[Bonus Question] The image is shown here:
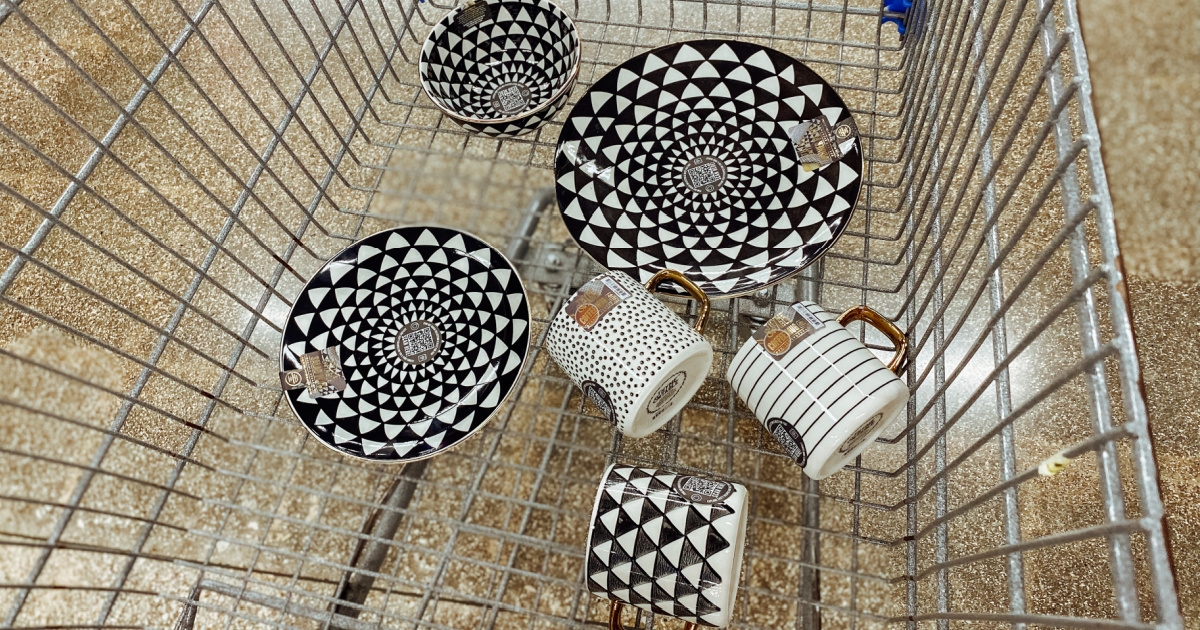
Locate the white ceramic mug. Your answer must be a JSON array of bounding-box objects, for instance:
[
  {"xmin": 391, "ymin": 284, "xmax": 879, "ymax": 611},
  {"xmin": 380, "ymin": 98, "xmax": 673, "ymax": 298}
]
[
  {"xmin": 545, "ymin": 270, "xmax": 713, "ymax": 438},
  {"xmin": 726, "ymin": 302, "xmax": 909, "ymax": 480},
  {"xmin": 585, "ymin": 464, "xmax": 749, "ymax": 628}
]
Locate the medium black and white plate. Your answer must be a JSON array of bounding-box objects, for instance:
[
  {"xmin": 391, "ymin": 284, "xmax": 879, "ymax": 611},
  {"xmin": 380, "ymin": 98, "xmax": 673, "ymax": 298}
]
[
  {"xmin": 279, "ymin": 227, "xmax": 531, "ymax": 462},
  {"xmin": 555, "ymin": 40, "xmax": 863, "ymax": 298}
]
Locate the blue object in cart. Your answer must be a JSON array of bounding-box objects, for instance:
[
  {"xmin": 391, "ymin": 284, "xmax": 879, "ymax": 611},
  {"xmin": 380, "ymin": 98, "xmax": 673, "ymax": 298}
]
[{"xmin": 881, "ymin": 0, "xmax": 913, "ymax": 34}]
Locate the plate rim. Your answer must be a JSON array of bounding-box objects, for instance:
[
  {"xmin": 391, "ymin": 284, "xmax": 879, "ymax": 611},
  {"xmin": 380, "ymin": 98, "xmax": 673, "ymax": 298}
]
[
  {"xmin": 278, "ymin": 224, "xmax": 534, "ymax": 464},
  {"xmin": 553, "ymin": 38, "xmax": 864, "ymax": 300},
  {"xmin": 418, "ymin": 0, "xmax": 583, "ymax": 126}
]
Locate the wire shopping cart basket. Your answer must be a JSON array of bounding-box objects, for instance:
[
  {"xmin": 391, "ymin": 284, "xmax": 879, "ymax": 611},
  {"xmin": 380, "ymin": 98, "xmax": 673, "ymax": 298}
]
[{"xmin": 0, "ymin": 0, "xmax": 1183, "ymax": 627}]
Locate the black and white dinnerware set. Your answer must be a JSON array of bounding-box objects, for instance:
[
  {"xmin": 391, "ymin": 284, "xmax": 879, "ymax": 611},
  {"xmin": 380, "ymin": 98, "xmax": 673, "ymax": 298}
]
[
  {"xmin": 727, "ymin": 302, "xmax": 909, "ymax": 480},
  {"xmin": 279, "ymin": 226, "xmax": 531, "ymax": 462},
  {"xmin": 555, "ymin": 39, "xmax": 863, "ymax": 298},
  {"xmin": 279, "ymin": 5, "xmax": 909, "ymax": 627},
  {"xmin": 544, "ymin": 269, "xmax": 713, "ymax": 438},
  {"xmin": 419, "ymin": 0, "xmax": 580, "ymax": 138},
  {"xmin": 586, "ymin": 465, "xmax": 749, "ymax": 629}
]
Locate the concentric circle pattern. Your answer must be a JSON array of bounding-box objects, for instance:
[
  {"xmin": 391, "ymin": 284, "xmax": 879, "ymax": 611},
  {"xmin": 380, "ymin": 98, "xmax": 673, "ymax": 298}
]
[
  {"xmin": 420, "ymin": 0, "xmax": 580, "ymax": 138},
  {"xmin": 555, "ymin": 40, "xmax": 863, "ymax": 298},
  {"xmin": 280, "ymin": 227, "xmax": 531, "ymax": 462}
]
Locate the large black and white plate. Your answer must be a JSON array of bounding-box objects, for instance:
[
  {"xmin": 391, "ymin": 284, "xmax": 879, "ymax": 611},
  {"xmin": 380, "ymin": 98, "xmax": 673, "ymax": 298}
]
[
  {"xmin": 555, "ymin": 40, "xmax": 863, "ymax": 298},
  {"xmin": 280, "ymin": 226, "xmax": 531, "ymax": 462}
]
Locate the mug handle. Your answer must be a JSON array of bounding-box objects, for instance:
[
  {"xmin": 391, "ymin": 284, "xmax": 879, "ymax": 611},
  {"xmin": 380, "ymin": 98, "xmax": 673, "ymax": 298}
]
[
  {"xmin": 645, "ymin": 269, "xmax": 710, "ymax": 334},
  {"xmin": 836, "ymin": 305, "xmax": 908, "ymax": 374},
  {"xmin": 610, "ymin": 602, "xmax": 698, "ymax": 630}
]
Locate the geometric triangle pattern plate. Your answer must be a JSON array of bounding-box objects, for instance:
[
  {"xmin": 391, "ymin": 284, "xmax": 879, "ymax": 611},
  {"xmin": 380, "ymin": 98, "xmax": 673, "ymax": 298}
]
[
  {"xmin": 420, "ymin": 0, "xmax": 581, "ymax": 138},
  {"xmin": 555, "ymin": 40, "xmax": 863, "ymax": 298},
  {"xmin": 279, "ymin": 226, "xmax": 532, "ymax": 462},
  {"xmin": 586, "ymin": 465, "xmax": 749, "ymax": 627}
]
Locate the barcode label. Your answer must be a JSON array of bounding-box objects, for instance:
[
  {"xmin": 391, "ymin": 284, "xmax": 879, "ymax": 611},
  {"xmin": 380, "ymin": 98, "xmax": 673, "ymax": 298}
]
[
  {"xmin": 685, "ymin": 161, "xmax": 723, "ymax": 188},
  {"xmin": 752, "ymin": 303, "xmax": 825, "ymax": 360},
  {"xmin": 600, "ymin": 276, "xmax": 631, "ymax": 298},
  {"xmin": 567, "ymin": 275, "xmax": 628, "ymax": 331},
  {"xmin": 402, "ymin": 327, "xmax": 437, "ymax": 355},
  {"xmin": 280, "ymin": 345, "xmax": 346, "ymax": 397},
  {"xmin": 791, "ymin": 303, "xmax": 825, "ymax": 330},
  {"xmin": 496, "ymin": 85, "xmax": 526, "ymax": 112},
  {"xmin": 680, "ymin": 477, "xmax": 725, "ymax": 498},
  {"xmin": 672, "ymin": 475, "xmax": 736, "ymax": 505},
  {"xmin": 454, "ymin": 3, "xmax": 491, "ymax": 30}
]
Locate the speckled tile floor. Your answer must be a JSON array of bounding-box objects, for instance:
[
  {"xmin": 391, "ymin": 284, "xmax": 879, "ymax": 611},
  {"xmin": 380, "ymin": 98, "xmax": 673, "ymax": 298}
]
[
  {"xmin": 1079, "ymin": 0, "xmax": 1200, "ymax": 624},
  {"xmin": 0, "ymin": 0, "xmax": 1195, "ymax": 627}
]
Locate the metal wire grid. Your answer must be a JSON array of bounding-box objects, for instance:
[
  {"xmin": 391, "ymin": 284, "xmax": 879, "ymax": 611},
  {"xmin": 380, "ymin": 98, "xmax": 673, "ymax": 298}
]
[{"xmin": 0, "ymin": 0, "xmax": 1182, "ymax": 628}]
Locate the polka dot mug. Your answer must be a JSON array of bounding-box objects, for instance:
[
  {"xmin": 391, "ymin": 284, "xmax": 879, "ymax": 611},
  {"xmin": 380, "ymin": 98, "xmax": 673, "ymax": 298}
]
[{"xmin": 545, "ymin": 270, "xmax": 712, "ymax": 437}]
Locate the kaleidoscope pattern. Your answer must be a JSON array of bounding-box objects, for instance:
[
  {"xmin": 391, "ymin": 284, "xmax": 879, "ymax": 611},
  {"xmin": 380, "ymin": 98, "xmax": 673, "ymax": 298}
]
[
  {"xmin": 556, "ymin": 40, "xmax": 862, "ymax": 297},
  {"xmin": 280, "ymin": 227, "xmax": 531, "ymax": 462},
  {"xmin": 420, "ymin": 0, "xmax": 580, "ymax": 138}
]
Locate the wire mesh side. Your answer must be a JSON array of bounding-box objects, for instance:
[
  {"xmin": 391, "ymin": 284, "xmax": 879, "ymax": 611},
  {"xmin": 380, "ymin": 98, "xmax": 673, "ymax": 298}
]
[{"xmin": 0, "ymin": 0, "xmax": 1181, "ymax": 629}]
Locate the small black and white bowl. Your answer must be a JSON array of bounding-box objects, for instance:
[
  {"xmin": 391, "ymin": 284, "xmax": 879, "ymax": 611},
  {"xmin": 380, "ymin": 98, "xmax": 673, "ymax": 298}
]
[
  {"xmin": 419, "ymin": 0, "xmax": 581, "ymax": 138},
  {"xmin": 278, "ymin": 226, "xmax": 532, "ymax": 463}
]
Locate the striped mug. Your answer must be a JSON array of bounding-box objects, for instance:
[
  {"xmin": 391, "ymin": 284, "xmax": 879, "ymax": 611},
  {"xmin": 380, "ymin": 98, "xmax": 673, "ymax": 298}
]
[{"xmin": 726, "ymin": 302, "xmax": 908, "ymax": 479}]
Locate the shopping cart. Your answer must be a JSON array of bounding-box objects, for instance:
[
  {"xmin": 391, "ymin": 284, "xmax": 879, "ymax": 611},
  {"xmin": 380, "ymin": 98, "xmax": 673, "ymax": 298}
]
[{"xmin": 0, "ymin": 0, "xmax": 1182, "ymax": 628}]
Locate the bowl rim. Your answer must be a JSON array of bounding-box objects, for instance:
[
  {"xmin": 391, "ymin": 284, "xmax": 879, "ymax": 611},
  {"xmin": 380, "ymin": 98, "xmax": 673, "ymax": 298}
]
[{"xmin": 418, "ymin": 0, "xmax": 582, "ymax": 126}]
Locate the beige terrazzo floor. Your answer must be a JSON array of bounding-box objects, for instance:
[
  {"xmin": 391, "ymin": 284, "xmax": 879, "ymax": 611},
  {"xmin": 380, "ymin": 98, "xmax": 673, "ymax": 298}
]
[{"xmin": 1079, "ymin": 0, "xmax": 1200, "ymax": 624}]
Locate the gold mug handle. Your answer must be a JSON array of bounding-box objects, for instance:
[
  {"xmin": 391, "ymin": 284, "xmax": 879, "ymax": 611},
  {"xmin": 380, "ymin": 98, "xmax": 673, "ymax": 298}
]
[
  {"xmin": 610, "ymin": 601, "xmax": 699, "ymax": 630},
  {"xmin": 644, "ymin": 269, "xmax": 710, "ymax": 334},
  {"xmin": 836, "ymin": 305, "xmax": 908, "ymax": 374}
]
